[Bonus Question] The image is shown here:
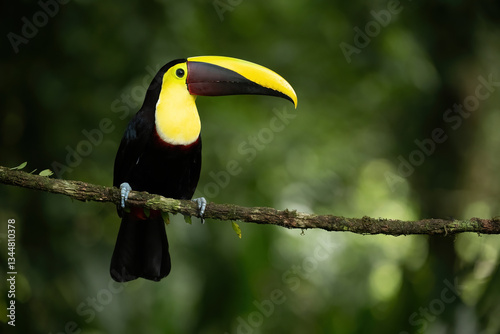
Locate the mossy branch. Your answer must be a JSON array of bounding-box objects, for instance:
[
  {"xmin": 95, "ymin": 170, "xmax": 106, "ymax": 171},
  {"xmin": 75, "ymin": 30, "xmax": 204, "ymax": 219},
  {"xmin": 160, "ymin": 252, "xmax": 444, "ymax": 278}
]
[{"xmin": 1, "ymin": 166, "xmax": 499, "ymax": 236}]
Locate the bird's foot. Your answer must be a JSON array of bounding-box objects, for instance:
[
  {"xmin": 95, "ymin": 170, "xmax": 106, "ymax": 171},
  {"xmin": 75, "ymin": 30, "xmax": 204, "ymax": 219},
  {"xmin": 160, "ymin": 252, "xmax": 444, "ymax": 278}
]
[
  {"xmin": 192, "ymin": 197, "xmax": 207, "ymax": 224},
  {"xmin": 120, "ymin": 182, "xmax": 132, "ymax": 208}
]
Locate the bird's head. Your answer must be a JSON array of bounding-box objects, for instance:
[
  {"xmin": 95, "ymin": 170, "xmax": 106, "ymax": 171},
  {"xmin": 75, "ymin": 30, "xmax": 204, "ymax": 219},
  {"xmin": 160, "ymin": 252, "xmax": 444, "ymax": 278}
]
[{"xmin": 149, "ymin": 56, "xmax": 297, "ymax": 145}]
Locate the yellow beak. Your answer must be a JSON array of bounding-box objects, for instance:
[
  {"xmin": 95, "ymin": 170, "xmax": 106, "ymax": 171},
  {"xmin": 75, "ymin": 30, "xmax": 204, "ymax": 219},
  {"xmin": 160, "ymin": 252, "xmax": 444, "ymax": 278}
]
[{"xmin": 186, "ymin": 56, "xmax": 297, "ymax": 108}]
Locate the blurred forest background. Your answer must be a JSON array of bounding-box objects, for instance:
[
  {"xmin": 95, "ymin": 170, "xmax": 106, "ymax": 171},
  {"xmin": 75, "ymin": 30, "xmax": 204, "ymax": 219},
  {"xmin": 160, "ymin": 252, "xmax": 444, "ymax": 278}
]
[{"xmin": 2, "ymin": 0, "xmax": 500, "ymax": 333}]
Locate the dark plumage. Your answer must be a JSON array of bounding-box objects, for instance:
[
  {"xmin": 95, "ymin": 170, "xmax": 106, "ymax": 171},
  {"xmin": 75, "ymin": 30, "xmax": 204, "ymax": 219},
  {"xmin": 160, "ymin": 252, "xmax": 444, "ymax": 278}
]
[
  {"xmin": 111, "ymin": 60, "xmax": 201, "ymax": 282},
  {"xmin": 110, "ymin": 56, "xmax": 297, "ymax": 282}
]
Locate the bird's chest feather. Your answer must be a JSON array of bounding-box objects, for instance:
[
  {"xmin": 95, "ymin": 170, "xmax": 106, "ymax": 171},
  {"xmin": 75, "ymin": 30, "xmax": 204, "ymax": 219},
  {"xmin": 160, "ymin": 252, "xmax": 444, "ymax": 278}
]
[
  {"xmin": 131, "ymin": 133, "xmax": 201, "ymax": 198},
  {"xmin": 155, "ymin": 83, "xmax": 201, "ymax": 146}
]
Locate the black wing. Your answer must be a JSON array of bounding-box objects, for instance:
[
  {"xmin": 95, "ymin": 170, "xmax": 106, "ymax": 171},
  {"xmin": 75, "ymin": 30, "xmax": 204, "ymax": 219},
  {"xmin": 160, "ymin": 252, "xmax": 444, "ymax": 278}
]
[{"xmin": 113, "ymin": 108, "xmax": 153, "ymax": 188}]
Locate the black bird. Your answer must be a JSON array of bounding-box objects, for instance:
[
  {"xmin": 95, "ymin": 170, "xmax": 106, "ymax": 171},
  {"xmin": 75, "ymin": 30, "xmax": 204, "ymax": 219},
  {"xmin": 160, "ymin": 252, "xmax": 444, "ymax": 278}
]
[{"xmin": 111, "ymin": 56, "xmax": 297, "ymax": 282}]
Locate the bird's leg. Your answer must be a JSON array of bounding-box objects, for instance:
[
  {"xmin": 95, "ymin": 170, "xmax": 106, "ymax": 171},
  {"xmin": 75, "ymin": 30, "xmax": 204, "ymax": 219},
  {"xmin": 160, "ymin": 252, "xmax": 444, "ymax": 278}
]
[
  {"xmin": 192, "ymin": 197, "xmax": 207, "ymax": 224},
  {"xmin": 120, "ymin": 182, "xmax": 132, "ymax": 208}
]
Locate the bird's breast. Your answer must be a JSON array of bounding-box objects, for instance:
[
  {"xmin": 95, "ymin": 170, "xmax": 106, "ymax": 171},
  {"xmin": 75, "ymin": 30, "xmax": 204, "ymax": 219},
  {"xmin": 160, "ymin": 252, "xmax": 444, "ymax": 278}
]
[{"xmin": 155, "ymin": 81, "xmax": 201, "ymax": 146}]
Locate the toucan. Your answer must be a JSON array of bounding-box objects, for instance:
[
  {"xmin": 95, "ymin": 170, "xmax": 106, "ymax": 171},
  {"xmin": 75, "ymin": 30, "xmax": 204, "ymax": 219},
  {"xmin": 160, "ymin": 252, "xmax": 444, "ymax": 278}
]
[{"xmin": 111, "ymin": 56, "xmax": 297, "ymax": 282}]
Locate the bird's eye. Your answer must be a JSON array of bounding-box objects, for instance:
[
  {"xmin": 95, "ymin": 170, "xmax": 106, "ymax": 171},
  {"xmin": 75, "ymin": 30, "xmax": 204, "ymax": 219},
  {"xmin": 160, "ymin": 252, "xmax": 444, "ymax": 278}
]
[{"xmin": 176, "ymin": 68, "xmax": 185, "ymax": 78}]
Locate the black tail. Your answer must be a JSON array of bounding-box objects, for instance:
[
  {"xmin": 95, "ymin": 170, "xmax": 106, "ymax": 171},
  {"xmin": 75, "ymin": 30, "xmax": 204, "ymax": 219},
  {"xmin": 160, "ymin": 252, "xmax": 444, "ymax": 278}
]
[{"xmin": 110, "ymin": 210, "xmax": 171, "ymax": 282}]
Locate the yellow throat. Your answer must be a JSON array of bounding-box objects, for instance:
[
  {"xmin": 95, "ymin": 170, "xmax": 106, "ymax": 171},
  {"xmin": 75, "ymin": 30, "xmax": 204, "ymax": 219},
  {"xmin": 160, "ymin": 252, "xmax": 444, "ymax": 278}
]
[{"xmin": 155, "ymin": 63, "xmax": 201, "ymax": 145}]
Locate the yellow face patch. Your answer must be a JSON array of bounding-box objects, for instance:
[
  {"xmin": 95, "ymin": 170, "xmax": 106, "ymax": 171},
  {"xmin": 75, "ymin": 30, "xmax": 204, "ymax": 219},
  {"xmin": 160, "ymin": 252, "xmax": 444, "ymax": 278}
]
[{"xmin": 155, "ymin": 62, "xmax": 201, "ymax": 145}]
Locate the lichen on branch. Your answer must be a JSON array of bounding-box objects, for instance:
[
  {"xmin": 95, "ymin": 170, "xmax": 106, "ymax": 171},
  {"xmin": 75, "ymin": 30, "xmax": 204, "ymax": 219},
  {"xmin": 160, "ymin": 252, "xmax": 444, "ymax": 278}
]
[{"xmin": 1, "ymin": 166, "xmax": 499, "ymax": 236}]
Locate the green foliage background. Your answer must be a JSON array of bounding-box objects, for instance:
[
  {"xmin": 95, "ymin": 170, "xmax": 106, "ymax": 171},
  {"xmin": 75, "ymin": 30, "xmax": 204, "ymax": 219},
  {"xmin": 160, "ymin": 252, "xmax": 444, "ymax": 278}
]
[{"xmin": 1, "ymin": 1, "xmax": 500, "ymax": 333}]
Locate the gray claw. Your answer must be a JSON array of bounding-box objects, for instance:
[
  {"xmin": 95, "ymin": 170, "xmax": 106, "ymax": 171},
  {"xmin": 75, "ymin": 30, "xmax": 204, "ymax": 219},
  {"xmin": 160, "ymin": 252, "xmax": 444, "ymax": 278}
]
[
  {"xmin": 192, "ymin": 197, "xmax": 207, "ymax": 223},
  {"xmin": 120, "ymin": 182, "xmax": 132, "ymax": 208}
]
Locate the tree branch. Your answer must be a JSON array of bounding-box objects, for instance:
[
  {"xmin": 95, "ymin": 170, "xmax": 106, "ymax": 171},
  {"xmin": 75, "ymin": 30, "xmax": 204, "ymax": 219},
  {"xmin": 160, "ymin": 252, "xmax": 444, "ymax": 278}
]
[{"xmin": 1, "ymin": 166, "xmax": 499, "ymax": 236}]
